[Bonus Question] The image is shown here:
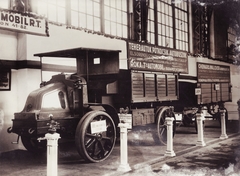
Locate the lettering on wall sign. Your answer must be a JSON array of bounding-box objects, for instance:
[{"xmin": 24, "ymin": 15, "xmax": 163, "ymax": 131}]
[
  {"xmin": 127, "ymin": 41, "xmax": 188, "ymax": 73},
  {"xmin": 197, "ymin": 62, "xmax": 230, "ymax": 83},
  {"xmin": 0, "ymin": 9, "xmax": 48, "ymax": 36}
]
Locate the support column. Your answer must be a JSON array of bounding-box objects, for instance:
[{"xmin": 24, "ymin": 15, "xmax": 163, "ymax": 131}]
[
  {"xmin": 196, "ymin": 112, "xmax": 206, "ymax": 146},
  {"xmin": 117, "ymin": 122, "xmax": 131, "ymax": 172},
  {"xmin": 219, "ymin": 109, "xmax": 228, "ymax": 139},
  {"xmin": 165, "ymin": 117, "xmax": 176, "ymax": 157}
]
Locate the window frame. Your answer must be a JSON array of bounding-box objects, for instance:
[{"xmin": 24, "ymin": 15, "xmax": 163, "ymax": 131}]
[
  {"xmin": 68, "ymin": 0, "xmax": 129, "ymax": 39},
  {"xmin": 148, "ymin": 0, "xmax": 189, "ymax": 52}
]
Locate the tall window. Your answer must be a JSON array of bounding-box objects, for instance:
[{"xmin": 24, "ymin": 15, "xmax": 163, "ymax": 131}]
[
  {"xmin": 147, "ymin": 0, "xmax": 189, "ymax": 51},
  {"xmin": 175, "ymin": 1, "xmax": 188, "ymax": 51},
  {"xmin": 0, "ymin": 0, "xmax": 32, "ymax": 12},
  {"xmin": 1, "ymin": 0, "xmax": 129, "ymax": 39},
  {"xmin": 157, "ymin": 0, "xmax": 173, "ymax": 48},
  {"xmin": 70, "ymin": 0, "xmax": 101, "ymax": 31},
  {"xmin": 69, "ymin": 0, "xmax": 128, "ymax": 38},
  {"xmin": 37, "ymin": 0, "xmax": 66, "ymax": 24},
  {"xmin": 147, "ymin": 0, "xmax": 155, "ymax": 44},
  {"xmin": 104, "ymin": 0, "xmax": 128, "ymax": 38},
  {"xmin": 0, "ymin": 1, "xmax": 8, "ymax": 9},
  {"xmin": 227, "ymin": 27, "xmax": 236, "ymax": 48}
]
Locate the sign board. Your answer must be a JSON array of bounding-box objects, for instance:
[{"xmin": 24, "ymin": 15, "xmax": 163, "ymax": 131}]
[
  {"xmin": 0, "ymin": 9, "xmax": 48, "ymax": 36},
  {"xmin": 118, "ymin": 114, "xmax": 132, "ymax": 129},
  {"xmin": 90, "ymin": 120, "xmax": 107, "ymax": 134},
  {"xmin": 195, "ymin": 88, "xmax": 201, "ymax": 95},
  {"xmin": 214, "ymin": 84, "xmax": 220, "ymax": 91},
  {"xmin": 127, "ymin": 41, "xmax": 188, "ymax": 73},
  {"xmin": 197, "ymin": 62, "xmax": 230, "ymax": 83},
  {"xmin": 174, "ymin": 113, "xmax": 182, "ymax": 121}
]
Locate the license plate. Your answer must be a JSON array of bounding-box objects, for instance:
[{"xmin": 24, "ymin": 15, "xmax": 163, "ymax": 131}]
[{"xmin": 90, "ymin": 120, "xmax": 107, "ymax": 134}]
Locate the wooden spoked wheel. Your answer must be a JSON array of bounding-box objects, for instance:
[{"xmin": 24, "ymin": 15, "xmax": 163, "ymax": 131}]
[
  {"xmin": 208, "ymin": 104, "xmax": 228, "ymax": 128},
  {"xmin": 75, "ymin": 111, "xmax": 116, "ymax": 163},
  {"xmin": 156, "ymin": 107, "xmax": 176, "ymax": 145}
]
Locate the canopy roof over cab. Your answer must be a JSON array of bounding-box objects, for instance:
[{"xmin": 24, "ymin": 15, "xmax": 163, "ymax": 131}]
[
  {"xmin": 34, "ymin": 47, "xmax": 121, "ymax": 58},
  {"xmin": 34, "ymin": 47, "xmax": 121, "ymax": 76}
]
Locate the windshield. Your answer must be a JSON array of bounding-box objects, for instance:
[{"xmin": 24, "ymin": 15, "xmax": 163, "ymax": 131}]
[{"xmin": 41, "ymin": 90, "xmax": 66, "ymax": 110}]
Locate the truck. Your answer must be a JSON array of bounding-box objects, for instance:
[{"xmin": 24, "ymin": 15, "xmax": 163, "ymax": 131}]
[{"xmin": 7, "ymin": 42, "xmax": 232, "ymax": 163}]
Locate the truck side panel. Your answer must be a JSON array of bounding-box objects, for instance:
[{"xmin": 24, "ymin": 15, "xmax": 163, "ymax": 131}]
[
  {"xmin": 197, "ymin": 83, "xmax": 231, "ymax": 104},
  {"xmin": 131, "ymin": 71, "xmax": 178, "ymax": 103}
]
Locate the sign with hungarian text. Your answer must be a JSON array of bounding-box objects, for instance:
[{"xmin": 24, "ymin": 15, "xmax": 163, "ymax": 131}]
[
  {"xmin": 127, "ymin": 41, "xmax": 188, "ymax": 73},
  {"xmin": 0, "ymin": 9, "xmax": 48, "ymax": 36},
  {"xmin": 197, "ymin": 62, "xmax": 230, "ymax": 83}
]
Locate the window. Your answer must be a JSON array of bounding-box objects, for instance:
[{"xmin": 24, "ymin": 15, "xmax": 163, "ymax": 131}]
[
  {"xmin": 42, "ymin": 90, "xmax": 66, "ymax": 109},
  {"xmin": 147, "ymin": 0, "xmax": 155, "ymax": 44},
  {"xmin": 227, "ymin": 27, "xmax": 238, "ymax": 58},
  {"xmin": 0, "ymin": 0, "xmax": 32, "ymax": 12},
  {"xmin": 93, "ymin": 58, "xmax": 100, "ymax": 64},
  {"xmin": 157, "ymin": 0, "xmax": 174, "ymax": 48},
  {"xmin": 227, "ymin": 27, "xmax": 236, "ymax": 48},
  {"xmin": 1, "ymin": 0, "xmax": 129, "ymax": 39},
  {"xmin": 104, "ymin": 0, "xmax": 128, "ymax": 38},
  {"xmin": 37, "ymin": 0, "xmax": 66, "ymax": 24},
  {"xmin": 41, "ymin": 57, "xmax": 76, "ymax": 82},
  {"xmin": 69, "ymin": 0, "xmax": 128, "ymax": 38},
  {"xmin": 70, "ymin": 0, "xmax": 101, "ymax": 31},
  {"xmin": 148, "ymin": 0, "xmax": 189, "ymax": 51},
  {"xmin": 0, "ymin": 1, "xmax": 8, "ymax": 9},
  {"xmin": 175, "ymin": 1, "xmax": 188, "ymax": 51}
]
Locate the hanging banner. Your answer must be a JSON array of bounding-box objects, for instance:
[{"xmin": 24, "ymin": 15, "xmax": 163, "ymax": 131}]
[
  {"xmin": 0, "ymin": 9, "xmax": 49, "ymax": 36},
  {"xmin": 127, "ymin": 41, "xmax": 188, "ymax": 73}
]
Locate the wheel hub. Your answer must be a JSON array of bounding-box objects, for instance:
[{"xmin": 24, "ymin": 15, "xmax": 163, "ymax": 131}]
[{"xmin": 96, "ymin": 133, "xmax": 102, "ymax": 140}]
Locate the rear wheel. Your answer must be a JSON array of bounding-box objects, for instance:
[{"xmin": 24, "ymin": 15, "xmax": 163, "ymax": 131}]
[
  {"xmin": 208, "ymin": 104, "xmax": 228, "ymax": 128},
  {"xmin": 156, "ymin": 107, "xmax": 176, "ymax": 145},
  {"xmin": 75, "ymin": 111, "xmax": 116, "ymax": 163}
]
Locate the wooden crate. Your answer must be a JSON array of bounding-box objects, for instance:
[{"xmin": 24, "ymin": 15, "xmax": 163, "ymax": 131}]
[{"xmin": 132, "ymin": 108, "xmax": 155, "ymax": 126}]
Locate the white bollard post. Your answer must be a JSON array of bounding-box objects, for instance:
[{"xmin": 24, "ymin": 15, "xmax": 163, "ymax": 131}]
[
  {"xmin": 117, "ymin": 122, "xmax": 131, "ymax": 172},
  {"xmin": 46, "ymin": 133, "xmax": 60, "ymax": 176},
  {"xmin": 165, "ymin": 117, "xmax": 176, "ymax": 157},
  {"xmin": 38, "ymin": 118, "xmax": 60, "ymax": 176},
  {"xmin": 219, "ymin": 109, "xmax": 228, "ymax": 139},
  {"xmin": 196, "ymin": 113, "xmax": 206, "ymax": 146},
  {"xmin": 38, "ymin": 132, "xmax": 61, "ymax": 176}
]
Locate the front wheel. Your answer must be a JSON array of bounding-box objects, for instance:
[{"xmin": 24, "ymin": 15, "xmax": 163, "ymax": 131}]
[
  {"xmin": 75, "ymin": 111, "xmax": 116, "ymax": 163},
  {"xmin": 21, "ymin": 135, "xmax": 46, "ymax": 153}
]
